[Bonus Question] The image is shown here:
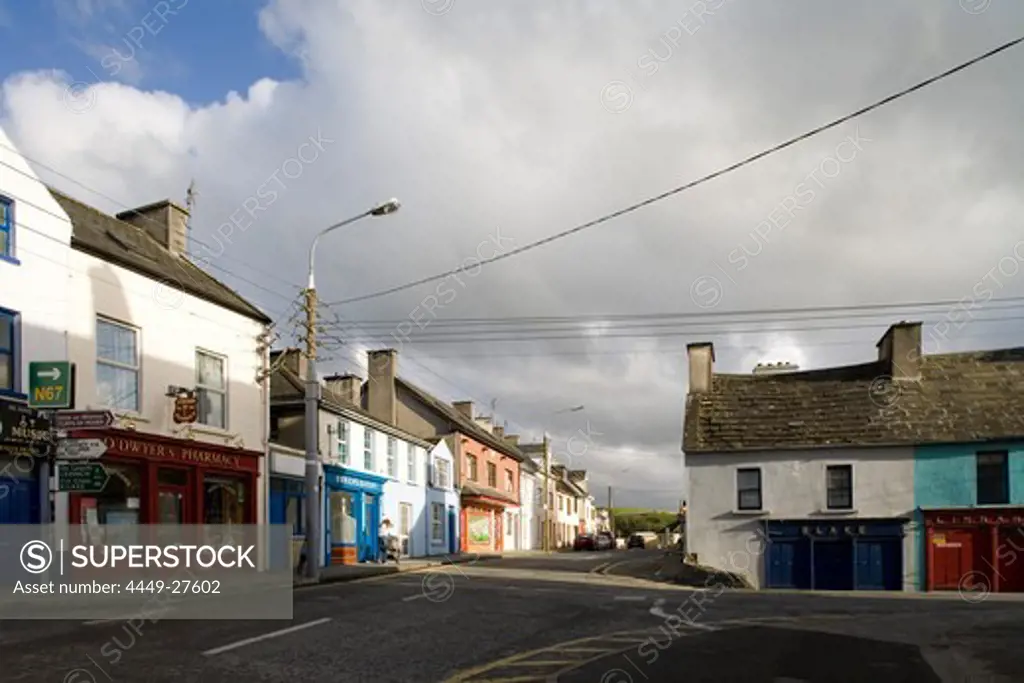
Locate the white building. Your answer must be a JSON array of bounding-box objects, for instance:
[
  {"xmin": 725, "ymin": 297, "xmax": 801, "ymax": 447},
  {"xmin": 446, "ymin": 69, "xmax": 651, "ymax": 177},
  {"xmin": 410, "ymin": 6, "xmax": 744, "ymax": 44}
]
[
  {"xmin": 683, "ymin": 327, "xmax": 920, "ymax": 591},
  {"xmin": 0, "ymin": 128, "xmax": 74, "ymax": 524},
  {"xmin": 49, "ymin": 188, "xmax": 272, "ymax": 534},
  {"xmin": 517, "ymin": 458, "xmax": 539, "ymax": 550},
  {"xmin": 269, "ymin": 353, "xmax": 459, "ymax": 566}
]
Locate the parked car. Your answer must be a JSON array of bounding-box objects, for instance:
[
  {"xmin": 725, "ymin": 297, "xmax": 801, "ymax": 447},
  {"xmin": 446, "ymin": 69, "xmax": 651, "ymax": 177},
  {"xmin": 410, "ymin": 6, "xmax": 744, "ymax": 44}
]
[
  {"xmin": 627, "ymin": 533, "xmax": 647, "ymax": 549},
  {"xmin": 593, "ymin": 531, "xmax": 615, "ymax": 551},
  {"xmin": 614, "ymin": 536, "xmax": 627, "ymax": 549},
  {"xmin": 573, "ymin": 533, "xmax": 596, "ymax": 551}
]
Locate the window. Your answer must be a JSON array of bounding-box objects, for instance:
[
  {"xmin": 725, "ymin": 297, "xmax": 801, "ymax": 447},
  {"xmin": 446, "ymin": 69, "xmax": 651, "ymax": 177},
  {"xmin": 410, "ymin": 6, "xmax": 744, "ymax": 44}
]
[
  {"xmin": 386, "ymin": 437, "xmax": 397, "ymax": 477},
  {"xmin": 195, "ymin": 350, "xmax": 227, "ymax": 428},
  {"xmin": 96, "ymin": 318, "xmax": 139, "ymax": 411},
  {"xmin": 504, "ymin": 470, "xmax": 514, "ymax": 492},
  {"xmin": 431, "ymin": 502, "xmax": 445, "ymax": 543},
  {"xmin": 336, "ymin": 420, "xmax": 350, "ymax": 465},
  {"xmin": 826, "ymin": 465, "xmax": 853, "ymax": 510},
  {"xmin": 467, "ymin": 455, "xmax": 478, "ymax": 481},
  {"xmin": 436, "ymin": 459, "xmax": 451, "ymax": 488},
  {"xmin": 977, "ymin": 452, "xmax": 1009, "ymax": 505},
  {"xmin": 407, "ymin": 444, "xmax": 416, "ymax": 483},
  {"xmin": 736, "ymin": 468, "xmax": 762, "ymax": 511},
  {"xmin": 0, "ymin": 309, "xmax": 16, "ymax": 393},
  {"xmin": 0, "ymin": 197, "xmax": 13, "ymax": 260},
  {"xmin": 487, "ymin": 462, "xmax": 497, "ymax": 488},
  {"xmin": 363, "ymin": 429, "xmax": 374, "ymax": 471}
]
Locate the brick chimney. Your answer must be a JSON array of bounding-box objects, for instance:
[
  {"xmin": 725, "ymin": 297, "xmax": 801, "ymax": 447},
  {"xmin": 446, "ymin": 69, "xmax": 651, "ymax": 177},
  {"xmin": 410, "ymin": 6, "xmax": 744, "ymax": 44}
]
[
  {"xmin": 504, "ymin": 434, "xmax": 519, "ymax": 447},
  {"xmin": 686, "ymin": 342, "xmax": 715, "ymax": 393},
  {"xmin": 117, "ymin": 199, "xmax": 189, "ymax": 257},
  {"xmin": 475, "ymin": 416, "xmax": 493, "ymax": 433},
  {"xmin": 453, "ymin": 401, "xmax": 473, "ymax": 419},
  {"xmin": 876, "ymin": 321, "xmax": 922, "ymax": 381},
  {"xmin": 366, "ymin": 349, "xmax": 398, "ymax": 425},
  {"xmin": 324, "ymin": 373, "xmax": 362, "ymax": 405},
  {"xmin": 274, "ymin": 348, "xmax": 307, "ymax": 380},
  {"xmin": 493, "ymin": 425, "xmax": 505, "ymax": 438}
]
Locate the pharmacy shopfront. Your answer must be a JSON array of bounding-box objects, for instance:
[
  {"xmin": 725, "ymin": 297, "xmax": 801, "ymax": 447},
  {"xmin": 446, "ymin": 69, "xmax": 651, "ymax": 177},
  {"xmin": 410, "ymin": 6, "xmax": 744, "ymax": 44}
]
[
  {"xmin": 324, "ymin": 465, "xmax": 388, "ymax": 565},
  {"xmin": 62, "ymin": 430, "xmax": 261, "ymax": 527}
]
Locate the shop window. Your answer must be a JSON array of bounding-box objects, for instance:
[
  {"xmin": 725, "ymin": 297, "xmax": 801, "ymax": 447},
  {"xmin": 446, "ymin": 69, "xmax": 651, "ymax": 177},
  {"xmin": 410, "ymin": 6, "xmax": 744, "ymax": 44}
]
[
  {"xmin": 204, "ymin": 476, "xmax": 247, "ymax": 524},
  {"xmin": 76, "ymin": 463, "xmax": 143, "ymax": 545},
  {"xmin": 196, "ymin": 350, "xmax": 227, "ymax": 429},
  {"xmin": 431, "ymin": 503, "xmax": 444, "ymax": 542},
  {"xmin": 737, "ymin": 468, "xmax": 762, "ymax": 511},
  {"xmin": 467, "ymin": 455, "xmax": 478, "ymax": 481},
  {"xmin": 504, "ymin": 469, "xmax": 513, "ymax": 493},
  {"xmin": 96, "ymin": 317, "xmax": 139, "ymax": 411},
  {"xmin": 364, "ymin": 429, "xmax": 374, "ymax": 471},
  {"xmin": 826, "ymin": 465, "xmax": 853, "ymax": 510},
  {"xmin": 386, "ymin": 437, "xmax": 397, "ymax": 477},
  {"xmin": 336, "ymin": 420, "xmax": 349, "ymax": 464},
  {"xmin": 977, "ymin": 451, "xmax": 1009, "ymax": 505},
  {"xmin": 487, "ymin": 462, "xmax": 497, "ymax": 488},
  {"xmin": 0, "ymin": 196, "xmax": 13, "ymax": 260},
  {"xmin": 0, "ymin": 308, "xmax": 17, "ymax": 394},
  {"xmin": 330, "ymin": 491, "xmax": 355, "ymax": 545}
]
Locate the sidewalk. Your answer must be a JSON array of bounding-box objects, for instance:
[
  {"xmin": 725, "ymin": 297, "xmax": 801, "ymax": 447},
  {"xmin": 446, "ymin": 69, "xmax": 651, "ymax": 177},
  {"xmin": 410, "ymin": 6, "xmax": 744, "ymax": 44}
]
[{"xmin": 294, "ymin": 553, "xmax": 502, "ymax": 587}]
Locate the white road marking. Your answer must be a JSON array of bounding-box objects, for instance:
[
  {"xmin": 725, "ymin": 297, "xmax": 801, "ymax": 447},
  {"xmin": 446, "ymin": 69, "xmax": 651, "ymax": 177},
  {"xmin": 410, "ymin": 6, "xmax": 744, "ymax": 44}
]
[
  {"xmin": 613, "ymin": 595, "xmax": 647, "ymax": 601},
  {"xmin": 202, "ymin": 618, "xmax": 331, "ymax": 656},
  {"xmin": 649, "ymin": 598, "xmax": 718, "ymax": 631}
]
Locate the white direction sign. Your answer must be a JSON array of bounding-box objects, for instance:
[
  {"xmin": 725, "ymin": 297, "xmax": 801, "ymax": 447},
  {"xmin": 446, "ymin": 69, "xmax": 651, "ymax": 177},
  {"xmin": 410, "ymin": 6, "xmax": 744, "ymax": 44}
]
[{"xmin": 55, "ymin": 438, "xmax": 108, "ymax": 460}]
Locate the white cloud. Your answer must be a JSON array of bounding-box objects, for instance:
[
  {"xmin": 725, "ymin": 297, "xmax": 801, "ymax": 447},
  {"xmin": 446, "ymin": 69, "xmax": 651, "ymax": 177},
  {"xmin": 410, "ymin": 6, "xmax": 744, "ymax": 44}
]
[{"xmin": 4, "ymin": 0, "xmax": 1024, "ymax": 508}]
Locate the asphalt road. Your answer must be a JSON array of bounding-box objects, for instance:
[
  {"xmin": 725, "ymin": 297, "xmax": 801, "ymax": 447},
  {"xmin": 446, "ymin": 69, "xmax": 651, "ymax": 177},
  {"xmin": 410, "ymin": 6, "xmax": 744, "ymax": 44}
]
[{"xmin": 0, "ymin": 551, "xmax": 1021, "ymax": 682}]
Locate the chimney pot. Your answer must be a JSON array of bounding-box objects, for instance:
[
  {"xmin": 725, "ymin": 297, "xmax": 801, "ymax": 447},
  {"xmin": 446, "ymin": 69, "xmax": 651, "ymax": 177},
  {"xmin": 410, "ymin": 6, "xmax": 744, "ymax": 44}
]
[
  {"xmin": 686, "ymin": 342, "xmax": 715, "ymax": 393},
  {"xmin": 366, "ymin": 349, "xmax": 398, "ymax": 425},
  {"xmin": 116, "ymin": 199, "xmax": 189, "ymax": 257},
  {"xmin": 876, "ymin": 321, "xmax": 922, "ymax": 381}
]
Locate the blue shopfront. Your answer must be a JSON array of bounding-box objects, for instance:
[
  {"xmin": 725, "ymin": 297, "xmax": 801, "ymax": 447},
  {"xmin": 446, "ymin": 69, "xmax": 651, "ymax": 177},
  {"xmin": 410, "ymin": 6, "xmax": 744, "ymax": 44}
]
[
  {"xmin": 763, "ymin": 518, "xmax": 907, "ymax": 591},
  {"xmin": 0, "ymin": 397, "xmax": 47, "ymax": 524},
  {"xmin": 324, "ymin": 465, "xmax": 388, "ymax": 565}
]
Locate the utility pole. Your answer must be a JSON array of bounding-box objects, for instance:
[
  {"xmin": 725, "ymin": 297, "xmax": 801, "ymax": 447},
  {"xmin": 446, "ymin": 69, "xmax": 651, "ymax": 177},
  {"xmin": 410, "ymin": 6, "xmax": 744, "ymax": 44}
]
[
  {"xmin": 303, "ymin": 285, "xmax": 320, "ymax": 580},
  {"xmin": 608, "ymin": 485, "xmax": 614, "ymax": 537},
  {"xmin": 542, "ymin": 433, "xmax": 550, "ymax": 552}
]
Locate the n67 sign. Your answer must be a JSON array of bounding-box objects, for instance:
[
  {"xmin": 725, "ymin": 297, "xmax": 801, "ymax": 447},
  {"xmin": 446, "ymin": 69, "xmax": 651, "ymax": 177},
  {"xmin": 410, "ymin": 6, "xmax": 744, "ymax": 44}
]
[{"xmin": 28, "ymin": 361, "xmax": 74, "ymax": 409}]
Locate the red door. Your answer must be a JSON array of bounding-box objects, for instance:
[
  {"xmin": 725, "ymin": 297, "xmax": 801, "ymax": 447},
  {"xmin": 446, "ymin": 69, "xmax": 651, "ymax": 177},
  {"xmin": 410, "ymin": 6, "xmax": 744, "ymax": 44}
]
[{"xmin": 932, "ymin": 528, "xmax": 979, "ymax": 590}]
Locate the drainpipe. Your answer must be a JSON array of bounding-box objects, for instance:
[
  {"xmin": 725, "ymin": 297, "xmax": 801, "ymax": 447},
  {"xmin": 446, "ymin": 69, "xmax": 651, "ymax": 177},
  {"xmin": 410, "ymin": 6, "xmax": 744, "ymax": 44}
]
[{"xmin": 259, "ymin": 325, "xmax": 271, "ymax": 571}]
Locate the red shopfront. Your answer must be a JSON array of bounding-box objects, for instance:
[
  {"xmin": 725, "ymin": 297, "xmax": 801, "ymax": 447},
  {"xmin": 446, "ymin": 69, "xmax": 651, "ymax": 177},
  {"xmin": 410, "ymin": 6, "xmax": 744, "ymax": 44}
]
[
  {"xmin": 67, "ymin": 430, "xmax": 261, "ymax": 527},
  {"xmin": 923, "ymin": 508, "xmax": 1024, "ymax": 593}
]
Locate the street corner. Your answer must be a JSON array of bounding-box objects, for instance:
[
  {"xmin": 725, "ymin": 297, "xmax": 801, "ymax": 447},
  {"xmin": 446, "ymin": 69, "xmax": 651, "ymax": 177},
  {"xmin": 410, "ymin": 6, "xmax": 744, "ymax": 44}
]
[{"xmin": 557, "ymin": 625, "xmax": 944, "ymax": 683}]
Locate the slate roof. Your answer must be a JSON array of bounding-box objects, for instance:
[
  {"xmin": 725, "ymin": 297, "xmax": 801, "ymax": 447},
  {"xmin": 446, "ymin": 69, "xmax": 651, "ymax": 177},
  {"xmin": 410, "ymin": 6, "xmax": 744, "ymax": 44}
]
[
  {"xmin": 394, "ymin": 377, "xmax": 525, "ymax": 462},
  {"xmin": 683, "ymin": 347, "xmax": 1024, "ymax": 453},
  {"xmin": 52, "ymin": 188, "xmax": 270, "ymax": 323}
]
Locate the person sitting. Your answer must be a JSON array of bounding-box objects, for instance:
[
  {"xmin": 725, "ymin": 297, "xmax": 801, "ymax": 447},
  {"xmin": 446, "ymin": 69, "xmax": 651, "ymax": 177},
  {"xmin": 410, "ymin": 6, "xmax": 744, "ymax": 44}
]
[{"xmin": 378, "ymin": 518, "xmax": 393, "ymax": 564}]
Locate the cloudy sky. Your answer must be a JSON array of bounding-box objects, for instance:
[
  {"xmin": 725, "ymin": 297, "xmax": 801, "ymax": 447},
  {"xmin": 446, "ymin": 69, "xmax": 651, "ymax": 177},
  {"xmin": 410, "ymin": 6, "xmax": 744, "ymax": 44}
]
[{"xmin": 2, "ymin": 0, "xmax": 1023, "ymax": 508}]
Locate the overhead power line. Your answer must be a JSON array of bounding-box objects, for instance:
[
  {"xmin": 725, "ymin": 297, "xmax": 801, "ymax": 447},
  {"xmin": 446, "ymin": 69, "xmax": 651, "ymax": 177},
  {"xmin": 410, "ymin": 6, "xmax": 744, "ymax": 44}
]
[{"xmin": 324, "ymin": 35, "xmax": 1024, "ymax": 308}]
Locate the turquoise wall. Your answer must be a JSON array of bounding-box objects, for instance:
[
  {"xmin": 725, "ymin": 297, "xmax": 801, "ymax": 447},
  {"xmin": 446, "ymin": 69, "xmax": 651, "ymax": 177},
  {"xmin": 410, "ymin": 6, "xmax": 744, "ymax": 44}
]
[
  {"xmin": 914, "ymin": 442, "xmax": 1024, "ymax": 508},
  {"xmin": 913, "ymin": 442, "xmax": 1024, "ymax": 590}
]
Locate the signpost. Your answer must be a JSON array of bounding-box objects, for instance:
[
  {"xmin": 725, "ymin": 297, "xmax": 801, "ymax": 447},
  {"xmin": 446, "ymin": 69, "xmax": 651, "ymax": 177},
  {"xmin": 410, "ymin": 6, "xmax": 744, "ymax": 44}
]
[
  {"xmin": 53, "ymin": 410, "xmax": 115, "ymax": 431},
  {"xmin": 57, "ymin": 463, "xmax": 109, "ymax": 493},
  {"xmin": 28, "ymin": 361, "xmax": 73, "ymax": 409},
  {"xmin": 55, "ymin": 438, "xmax": 108, "ymax": 460},
  {"xmin": 0, "ymin": 397, "xmax": 51, "ymax": 456}
]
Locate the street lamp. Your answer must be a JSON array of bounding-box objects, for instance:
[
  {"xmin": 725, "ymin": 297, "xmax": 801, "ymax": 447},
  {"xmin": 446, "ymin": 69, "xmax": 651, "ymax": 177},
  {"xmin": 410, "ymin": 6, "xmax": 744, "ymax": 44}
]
[
  {"xmin": 543, "ymin": 405, "xmax": 584, "ymax": 553},
  {"xmin": 303, "ymin": 198, "xmax": 401, "ymax": 581}
]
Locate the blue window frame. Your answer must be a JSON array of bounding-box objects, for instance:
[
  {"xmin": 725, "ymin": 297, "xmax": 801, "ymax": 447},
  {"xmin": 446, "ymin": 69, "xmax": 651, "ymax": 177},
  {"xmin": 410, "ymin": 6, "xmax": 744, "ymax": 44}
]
[
  {"xmin": 0, "ymin": 196, "xmax": 14, "ymax": 263},
  {"xmin": 0, "ymin": 307, "xmax": 19, "ymax": 396}
]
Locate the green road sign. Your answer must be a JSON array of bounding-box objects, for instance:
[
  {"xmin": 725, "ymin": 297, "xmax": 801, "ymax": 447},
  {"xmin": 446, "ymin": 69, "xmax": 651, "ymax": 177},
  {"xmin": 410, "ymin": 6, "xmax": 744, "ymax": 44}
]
[
  {"xmin": 58, "ymin": 462, "xmax": 108, "ymax": 492},
  {"xmin": 28, "ymin": 361, "xmax": 73, "ymax": 409}
]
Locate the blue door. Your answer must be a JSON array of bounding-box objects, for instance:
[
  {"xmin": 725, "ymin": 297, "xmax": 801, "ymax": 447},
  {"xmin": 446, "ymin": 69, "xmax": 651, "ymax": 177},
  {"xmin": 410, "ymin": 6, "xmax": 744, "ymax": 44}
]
[
  {"xmin": 0, "ymin": 474, "xmax": 40, "ymax": 524},
  {"xmin": 448, "ymin": 506, "xmax": 458, "ymax": 555},
  {"xmin": 854, "ymin": 539, "xmax": 902, "ymax": 590},
  {"xmin": 359, "ymin": 493, "xmax": 379, "ymax": 562},
  {"xmin": 766, "ymin": 538, "xmax": 811, "ymax": 589},
  {"xmin": 812, "ymin": 540, "xmax": 854, "ymax": 590}
]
